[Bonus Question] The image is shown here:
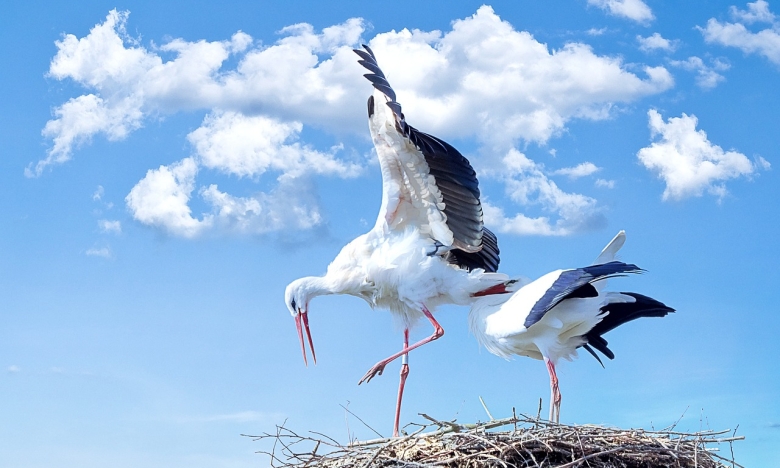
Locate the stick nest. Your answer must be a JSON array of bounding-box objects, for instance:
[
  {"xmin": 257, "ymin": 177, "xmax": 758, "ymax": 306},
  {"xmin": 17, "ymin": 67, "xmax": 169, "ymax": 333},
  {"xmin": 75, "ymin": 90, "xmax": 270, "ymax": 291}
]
[{"xmin": 245, "ymin": 413, "xmax": 743, "ymax": 468}]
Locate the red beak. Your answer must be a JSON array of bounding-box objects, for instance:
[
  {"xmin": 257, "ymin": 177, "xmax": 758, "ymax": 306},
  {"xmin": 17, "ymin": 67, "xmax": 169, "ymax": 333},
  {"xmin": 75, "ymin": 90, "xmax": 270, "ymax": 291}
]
[{"xmin": 294, "ymin": 309, "xmax": 317, "ymax": 366}]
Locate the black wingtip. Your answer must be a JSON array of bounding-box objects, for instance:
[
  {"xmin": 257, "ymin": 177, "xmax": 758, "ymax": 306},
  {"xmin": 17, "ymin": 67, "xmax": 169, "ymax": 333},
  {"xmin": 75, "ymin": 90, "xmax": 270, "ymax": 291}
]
[{"xmin": 582, "ymin": 344, "xmax": 605, "ymax": 368}]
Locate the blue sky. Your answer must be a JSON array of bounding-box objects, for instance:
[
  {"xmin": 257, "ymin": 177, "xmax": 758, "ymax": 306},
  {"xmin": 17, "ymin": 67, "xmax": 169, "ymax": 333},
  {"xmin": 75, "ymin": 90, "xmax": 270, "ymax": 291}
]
[{"xmin": 1, "ymin": 0, "xmax": 778, "ymax": 466}]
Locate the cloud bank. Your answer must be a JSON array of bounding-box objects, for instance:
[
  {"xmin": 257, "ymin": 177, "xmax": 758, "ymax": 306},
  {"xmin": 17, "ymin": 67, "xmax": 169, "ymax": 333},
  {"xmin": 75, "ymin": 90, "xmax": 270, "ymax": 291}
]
[{"xmin": 40, "ymin": 6, "xmax": 675, "ymax": 237}]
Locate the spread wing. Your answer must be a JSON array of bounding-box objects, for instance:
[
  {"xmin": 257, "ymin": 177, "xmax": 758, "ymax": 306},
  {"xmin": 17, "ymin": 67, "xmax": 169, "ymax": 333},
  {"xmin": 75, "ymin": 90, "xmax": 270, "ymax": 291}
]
[{"xmin": 354, "ymin": 45, "xmax": 498, "ymax": 271}]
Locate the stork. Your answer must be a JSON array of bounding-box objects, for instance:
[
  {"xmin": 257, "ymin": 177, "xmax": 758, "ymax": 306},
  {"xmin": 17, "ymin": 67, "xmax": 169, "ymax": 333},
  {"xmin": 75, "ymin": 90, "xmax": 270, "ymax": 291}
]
[
  {"xmin": 285, "ymin": 45, "xmax": 509, "ymax": 437},
  {"xmin": 468, "ymin": 231, "xmax": 674, "ymax": 423}
]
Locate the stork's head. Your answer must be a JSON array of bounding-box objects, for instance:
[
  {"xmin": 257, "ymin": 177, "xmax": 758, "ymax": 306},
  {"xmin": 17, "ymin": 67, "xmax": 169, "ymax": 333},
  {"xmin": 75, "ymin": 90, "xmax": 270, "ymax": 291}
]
[{"xmin": 284, "ymin": 277, "xmax": 318, "ymax": 366}]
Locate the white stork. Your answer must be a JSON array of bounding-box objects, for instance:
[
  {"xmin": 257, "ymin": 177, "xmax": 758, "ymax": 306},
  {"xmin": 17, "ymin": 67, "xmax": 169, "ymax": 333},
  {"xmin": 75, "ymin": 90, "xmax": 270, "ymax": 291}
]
[
  {"xmin": 285, "ymin": 45, "xmax": 510, "ymax": 437},
  {"xmin": 468, "ymin": 231, "xmax": 674, "ymax": 423}
]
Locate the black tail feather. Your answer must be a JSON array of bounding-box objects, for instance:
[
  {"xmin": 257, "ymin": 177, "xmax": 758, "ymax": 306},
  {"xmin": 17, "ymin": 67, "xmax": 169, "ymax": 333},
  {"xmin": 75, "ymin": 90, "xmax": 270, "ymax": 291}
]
[{"xmin": 582, "ymin": 292, "xmax": 675, "ymax": 363}]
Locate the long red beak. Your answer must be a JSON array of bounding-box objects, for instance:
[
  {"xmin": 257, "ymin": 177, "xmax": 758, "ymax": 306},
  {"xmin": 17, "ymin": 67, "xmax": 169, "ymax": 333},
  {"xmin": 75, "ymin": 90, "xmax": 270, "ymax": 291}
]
[{"xmin": 294, "ymin": 309, "xmax": 316, "ymax": 366}]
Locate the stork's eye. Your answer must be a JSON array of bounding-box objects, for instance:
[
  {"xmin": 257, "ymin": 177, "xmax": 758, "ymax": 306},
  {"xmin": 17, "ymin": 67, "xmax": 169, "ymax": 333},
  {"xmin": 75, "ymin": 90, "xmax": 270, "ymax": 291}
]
[{"xmin": 291, "ymin": 299, "xmax": 297, "ymax": 311}]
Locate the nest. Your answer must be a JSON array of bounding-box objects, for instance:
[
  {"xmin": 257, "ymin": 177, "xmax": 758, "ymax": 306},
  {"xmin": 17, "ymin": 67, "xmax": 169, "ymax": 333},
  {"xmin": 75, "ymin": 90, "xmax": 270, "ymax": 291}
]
[{"xmin": 244, "ymin": 413, "xmax": 743, "ymax": 468}]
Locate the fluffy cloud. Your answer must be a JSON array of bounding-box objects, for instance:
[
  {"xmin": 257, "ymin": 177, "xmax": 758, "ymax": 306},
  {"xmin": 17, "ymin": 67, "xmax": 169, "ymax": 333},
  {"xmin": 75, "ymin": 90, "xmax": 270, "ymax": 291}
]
[
  {"xmin": 484, "ymin": 150, "xmax": 605, "ymax": 236},
  {"xmin": 552, "ymin": 162, "xmax": 601, "ymax": 179},
  {"xmin": 125, "ymin": 158, "xmax": 207, "ymax": 238},
  {"xmin": 637, "ymin": 109, "xmax": 769, "ymax": 200},
  {"xmin": 34, "ymin": 9, "xmax": 366, "ymax": 176},
  {"xmin": 40, "ymin": 7, "xmax": 675, "ymax": 237},
  {"xmin": 125, "ymin": 157, "xmax": 327, "ymax": 237},
  {"xmin": 637, "ymin": 33, "xmax": 678, "ymax": 52},
  {"xmin": 730, "ymin": 0, "xmax": 777, "ymax": 23},
  {"xmin": 365, "ymin": 6, "xmax": 672, "ymax": 150},
  {"xmin": 200, "ymin": 181, "xmax": 323, "ymax": 235},
  {"xmin": 38, "ymin": 7, "xmax": 672, "ymax": 172},
  {"xmin": 187, "ymin": 111, "xmax": 359, "ymax": 179},
  {"xmin": 699, "ymin": 1, "xmax": 780, "ymax": 66},
  {"xmin": 588, "ymin": 0, "xmax": 654, "ymax": 24},
  {"xmin": 670, "ymin": 56, "xmax": 730, "ymax": 89}
]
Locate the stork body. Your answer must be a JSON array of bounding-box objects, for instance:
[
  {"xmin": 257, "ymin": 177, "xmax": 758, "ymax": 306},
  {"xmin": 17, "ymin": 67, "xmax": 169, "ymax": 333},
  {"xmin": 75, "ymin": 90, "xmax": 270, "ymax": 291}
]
[
  {"xmin": 285, "ymin": 45, "xmax": 507, "ymax": 437},
  {"xmin": 468, "ymin": 232, "xmax": 674, "ymax": 422}
]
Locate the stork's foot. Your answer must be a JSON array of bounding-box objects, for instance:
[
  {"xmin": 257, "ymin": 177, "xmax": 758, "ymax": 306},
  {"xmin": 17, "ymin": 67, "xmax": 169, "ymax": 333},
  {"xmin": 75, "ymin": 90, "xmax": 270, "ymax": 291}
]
[{"xmin": 358, "ymin": 360, "xmax": 389, "ymax": 385}]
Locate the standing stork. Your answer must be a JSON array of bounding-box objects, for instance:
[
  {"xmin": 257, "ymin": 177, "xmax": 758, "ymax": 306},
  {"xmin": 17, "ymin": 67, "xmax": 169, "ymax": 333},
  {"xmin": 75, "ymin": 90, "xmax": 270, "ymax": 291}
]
[
  {"xmin": 468, "ymin": 231, "xmax": 674, "ymax": 422},
  {"xmin": 284, "ymin": 45, "xmax": 509, "ymax": 437}
]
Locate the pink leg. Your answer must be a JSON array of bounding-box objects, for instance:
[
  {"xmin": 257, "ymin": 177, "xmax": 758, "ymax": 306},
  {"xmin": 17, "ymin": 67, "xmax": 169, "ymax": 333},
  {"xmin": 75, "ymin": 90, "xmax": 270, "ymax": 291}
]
[
  {"xmin": 393, "ymin": 329, "xmax": 410, "ymax": 437},
  {"xmin": 544, "ymin": 357, "xmax": 562, "ymax": 423},
  {"xmin": 359, "ymin": 305, "xmax": 443, "ymax": 385}
]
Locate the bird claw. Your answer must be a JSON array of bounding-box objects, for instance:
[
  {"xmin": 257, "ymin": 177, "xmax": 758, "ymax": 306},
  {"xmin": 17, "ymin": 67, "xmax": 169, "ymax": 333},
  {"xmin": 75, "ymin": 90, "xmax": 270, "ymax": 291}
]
[{"xmin": 358, "ymin": 362, "xmax": 387, "ymax": 385}]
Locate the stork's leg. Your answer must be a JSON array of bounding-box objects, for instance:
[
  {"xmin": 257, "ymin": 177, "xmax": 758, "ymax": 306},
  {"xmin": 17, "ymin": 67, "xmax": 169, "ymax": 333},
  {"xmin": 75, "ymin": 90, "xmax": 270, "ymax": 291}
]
[
  {"xmin": 393, "ymin": 328, "xmax": 410, "ymax": 438},
  {"xmin": 544, "ymin": 357, "xmax": 562, "ymax": 423},
  {"xmin": 359, "ymin": 305, "xmax": 443, "ymax": 385}
]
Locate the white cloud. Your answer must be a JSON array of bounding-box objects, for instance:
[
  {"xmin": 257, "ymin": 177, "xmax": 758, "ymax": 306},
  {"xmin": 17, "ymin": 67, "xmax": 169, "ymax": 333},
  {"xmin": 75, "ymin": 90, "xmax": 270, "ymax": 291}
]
[
  {"xmin": 39, "ymin": 7, "xmax": 673, "ymax": 172},
  {"xmin": 93, "ymin": 185, "xmax": 105, "ymax": 201},
  {"xmin": 199, "ymin": 181, "xmax": 324, "ymax": 235},
  {"xmin": 484, "ymin": 150, "xmax": 604, "ymax": 236},
  {"xmin": 41, "ymin": 7, "xmax": 676, "ymax": 237},
  {"xmin": 187, "ymin": 111, "xmax": 359, "ymax": 179},
  {"xmin": 587, "ymin": 27, "xmax": 608, "ymax": 36},
  {"xmin": 86, "ymin": 246, "xmax": 112, "ymax": 258},
  {"xmin": 637, "ymin": 109, "xmax": 769, "ymax": 200},
  {"xmin": 8, "ymin": 365, "xmax": 21, "ymax": 373},
  {"xmin": 30, "ymin": 93, "xmax": 144, "ymax": 176},
  {"xmin": 98, "ymin": 219, "xmax": 122, "ymax": 234},
  {"xmin": 588, "ymin": 0, "xmax": 654, "ymax": 24},
  {"xmin": 670, "ymin": 56, "xmax": 730, "ymax": 89},
  {"xmin": 123, "ymin": 111, "xmax": 359, "ymax": 237},
  {"xmin": 595, "ymin": 178, "xmax": 616, "ymax": 188},
  {"xmin": 637, "ymin": 33, "xmax": 678, "ymax": 52},
  {"xmin": 365, "ymin": 6, "xmax": 672, "ymax": 150},
  {"xmin": 730, "ymin": 0, "xmax": 777, "ymax": 24},
  {"xmin": 125, "ymin": 157, "xmax": 326, "ymax": 237},
  {"xmin": 125, "ymin": 158, "xmax": 208, "ymax": 238},
  {"xmin": 699, "ymin": 1, "xmax": 780, "ymax": 66},
  {"xmin": 35, "ymin": 9, "xmax": 366, "ymax": 176},
  {"xmin": 552, "ymin": 162, "xmax": 601, "ymax": 179}
]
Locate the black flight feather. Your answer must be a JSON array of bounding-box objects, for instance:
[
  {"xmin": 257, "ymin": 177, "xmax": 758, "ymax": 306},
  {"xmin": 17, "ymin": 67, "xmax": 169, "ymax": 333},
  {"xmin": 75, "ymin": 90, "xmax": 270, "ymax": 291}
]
[
  {"xmin": 578, "ymin": 292, "xmax": 674, "ymax": 364},
  {"xmin": 448, "ymin": 228, "xmax": 501, "ymax": 272}
]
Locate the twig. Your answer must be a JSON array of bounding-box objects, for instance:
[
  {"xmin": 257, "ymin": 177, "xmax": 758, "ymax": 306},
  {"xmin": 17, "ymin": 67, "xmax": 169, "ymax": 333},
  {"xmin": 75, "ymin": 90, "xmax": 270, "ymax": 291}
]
[
  {"xmin": 479, "ymin": 396, "xmax": 495, "ymax": 421},
  {"xmin": 340, "ymin": 403, "xmax": 384, "ymax": 439}
]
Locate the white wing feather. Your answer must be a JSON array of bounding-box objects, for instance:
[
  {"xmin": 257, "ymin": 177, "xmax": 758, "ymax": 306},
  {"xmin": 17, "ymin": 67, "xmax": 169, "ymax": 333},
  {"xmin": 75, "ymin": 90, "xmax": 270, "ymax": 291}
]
[{"xmin": 369, "ymin": 90, "xmax": 454, "ymax": 247}]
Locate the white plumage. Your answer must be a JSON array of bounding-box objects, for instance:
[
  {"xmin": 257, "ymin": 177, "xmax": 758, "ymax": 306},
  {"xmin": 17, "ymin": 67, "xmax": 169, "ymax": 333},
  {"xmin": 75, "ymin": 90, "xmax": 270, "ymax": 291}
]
[
  {"xmin": 468, "ymin": 231, "xmax": 674, "ymax": 423},
  {"xmin": 285, "ymin": 45, "xmax": 507, "ymax": 437}
]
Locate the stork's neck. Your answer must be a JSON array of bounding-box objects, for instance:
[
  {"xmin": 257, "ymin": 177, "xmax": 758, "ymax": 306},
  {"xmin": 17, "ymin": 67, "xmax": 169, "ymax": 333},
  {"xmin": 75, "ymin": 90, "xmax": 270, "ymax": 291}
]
[
  {"xmin": 299, "ymin": 270, "xmax": 366, "ymax": 300},
  {"xmin": 298, "ymin": 275, "xmax": 341, "ymax": 300}
]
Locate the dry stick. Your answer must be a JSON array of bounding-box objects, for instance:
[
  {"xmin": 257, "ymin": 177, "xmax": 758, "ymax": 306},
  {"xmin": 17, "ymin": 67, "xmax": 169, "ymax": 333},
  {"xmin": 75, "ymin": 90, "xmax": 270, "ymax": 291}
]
[
  {"xmin": 536, "ymin": 398, "xmax": 543, "ymax": 427},
  {"xmin": 729, "ymin": 424, "xmax": 739, "ymax": 468},
  {"xmin": 667, "ymin": 406, "xmax": 690, "ymax": 432},
  {"xmin": 308, "ymin": 431, "xmax": 342, "ymax": 447},
  {"xmin": 340, "ymin": 403, "xmax": 384, "ymax": 439},
  {"xmin": 479, "ymin": 396, "xmax": 496, "ymax": 421}
]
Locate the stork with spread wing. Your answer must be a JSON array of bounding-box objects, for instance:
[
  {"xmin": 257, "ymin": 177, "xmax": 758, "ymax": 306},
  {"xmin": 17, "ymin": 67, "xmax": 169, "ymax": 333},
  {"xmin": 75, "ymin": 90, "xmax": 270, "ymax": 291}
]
[{"xmin": 284, "ymin": 45, "xmax": 511, "ymax": 436}]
